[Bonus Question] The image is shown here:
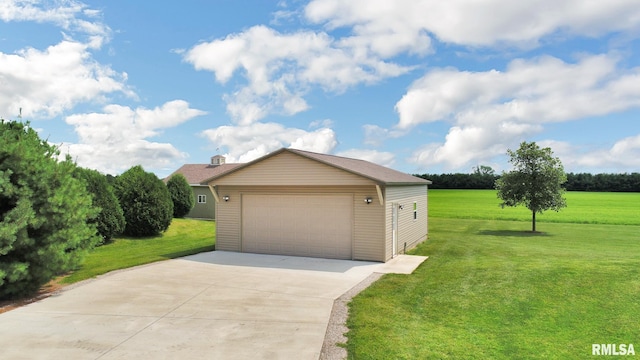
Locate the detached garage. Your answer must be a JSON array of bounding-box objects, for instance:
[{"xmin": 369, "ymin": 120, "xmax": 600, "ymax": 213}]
[{"xmin": 202, "ymin": 148, "xmax": 431, "ymax": 262}]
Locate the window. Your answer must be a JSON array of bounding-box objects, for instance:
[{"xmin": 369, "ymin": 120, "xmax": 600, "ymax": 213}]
[
  {"xmin": 198, "ymin": 195, "xmax": 206, "ymax": 204},
  {"xmin": 413, "ymin": 201, "xmax": 417, "ymax": 220}
]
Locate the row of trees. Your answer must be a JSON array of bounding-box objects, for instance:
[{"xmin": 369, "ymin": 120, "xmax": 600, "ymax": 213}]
[
  {"xmin": 417, "ymin": 167, "xmax": 499, "ymax": 190},
  {"xmin": 1, "ymin": 119, "xmax": 195, "ymax": 299},
  {"xmin": 78, "ymin": 163, "xmax": 195, "ymax": 241},
  {"xmin": 416, "ymin": 171, "xmax": 640, "ymax": 192},
  {"xmin": 564, "ymin": 173, "xmax": 640, "ymax": 192}
]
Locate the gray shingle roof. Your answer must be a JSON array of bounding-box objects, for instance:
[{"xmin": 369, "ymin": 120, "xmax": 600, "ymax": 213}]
[
  {"xmin": 200, "ymin": 148, "xmax": 431, "ymax": 185},
  {"xmin": 288, "ymin": 149, "xmax": 431, "ymax": 185},
  {"xmin": 165, "ymin": 163, "xmax": 242, "ymax": 185}
]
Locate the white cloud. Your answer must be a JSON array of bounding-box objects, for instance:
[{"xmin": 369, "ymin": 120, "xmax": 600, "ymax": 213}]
[
  {"xmin": 0, "ymin": 40, "xmax": 133, "ymax": 119},
  {"xmin": 305, "ymin": 0, "xmax": 432, "ymax": 57},
  {"xmin": 0, "ymin": 2, "xmax": 128, "ymax": 119},
  {"xmin": 305, "ymin": 0, "xmax": 640, "ymax": 48},
  {"xmin": 414, "ymin": 132, "xmax": 640, "ymax": 174},
  {"xmin": 409, "ymin": 126, "xmax": 518, "ymax": 171},
  {"xmin": 180, "ymin": 1, "xmax": 640, "ymax": 174},
  {"xmin": 184, "ymin": 25, "xmax": 410, "ymax": 124},
  {"xmin": 0, "ymin": 0, "xmax": 110, "ymax": 39},
  {"xmin": 362, "ymin": 124, "xmax": 407, "ymax": 147},
  {"xmin": 62, "ymin": 100, "xmax": 206, "ymax": 174},
  {"xmin": 335, "ymin": 148, "xmax": 395, "ymax": 167},
  {"xmin": 535, "ymin": 137, "xmax": 640, "ymax": 173},
  {"xmin": 400, "ymin": 54, "xmax": 640, "ymax": 170},
  {"xmin": 270, "ymin": 1, "xmax": 298, "ymax": 25},
  {"xmin": 201, "ymin": 122, "xmax": 337, "ymax": 163},
  {"xmin": 574, "ymin": 135, "xmax": 640, "ymax": 171},
  {"xmin": 396, "ymin": 54, "xmax": 640, "ymax": 129},
  {"xmin": 309, "ymin": 118, "xmax": 333, "ymax": 128},
  {"xmin": 610, "ymin": 134, "xmax": 640, "ymax": 158}
]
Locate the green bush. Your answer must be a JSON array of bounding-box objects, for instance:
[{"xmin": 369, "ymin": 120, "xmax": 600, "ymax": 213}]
[
  {"xmin": 0, "ymin": 120, "xmax": 100, "ymax": 299},
  {"xmin": 166, "ymin": 173, "xmax": 194, "ymax": 218},
  {"xmin": 74, "ymin": 167, "xmax": 125, "ymax": 243},
  {"xmin": 114, "ymin": 165, "xmax": 173, "ymax": 237}
]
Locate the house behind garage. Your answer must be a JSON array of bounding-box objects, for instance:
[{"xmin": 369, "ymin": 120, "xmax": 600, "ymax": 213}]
[
  {"xmin": 202, "ymin": 148, "xmax": 432, "ymax": 262},
  {"xmin": 165, "ymin": 155, "xmax": 241, "ymax": 219}
]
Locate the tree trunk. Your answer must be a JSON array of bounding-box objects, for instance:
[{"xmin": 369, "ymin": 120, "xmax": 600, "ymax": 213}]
[{"xmin": 532, "ymin": 211, "xmax": 536, "ymax": 232}]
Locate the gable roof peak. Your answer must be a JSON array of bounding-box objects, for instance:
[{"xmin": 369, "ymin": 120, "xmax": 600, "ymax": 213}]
[
  {"xmin": 285, "ymin": 148, "xmax": 430, "ymax": 185},
  {"xmin": 201, "ymin": 147, "xmax": 430, "ymax": 185}
]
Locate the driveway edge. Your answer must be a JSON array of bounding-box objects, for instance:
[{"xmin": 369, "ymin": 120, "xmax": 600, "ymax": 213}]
[{"xmin": 319, "ymin": 272, "xmax": 384, "ymax": 360}]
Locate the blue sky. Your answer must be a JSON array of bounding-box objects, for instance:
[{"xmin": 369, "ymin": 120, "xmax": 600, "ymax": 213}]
[{"xmin": 1, "ymin": 0, "xmax": 639, "ymax": 177}]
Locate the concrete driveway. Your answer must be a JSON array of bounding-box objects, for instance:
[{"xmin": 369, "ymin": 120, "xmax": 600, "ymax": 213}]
[{"xmin": 0, "ymin": 251, "xmax": 426, "ymax": 360}]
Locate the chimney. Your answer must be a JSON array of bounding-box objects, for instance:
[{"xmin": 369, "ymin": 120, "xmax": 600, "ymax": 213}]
[{"xmin": 210, "ymin": 155, "xmax": 226, "ymax": 167}]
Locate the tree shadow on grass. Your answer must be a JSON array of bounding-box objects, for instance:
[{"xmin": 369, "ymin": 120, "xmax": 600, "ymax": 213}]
[{"xmin": 478, "ymin": 230, "xmax": 552, "ymax": 237}]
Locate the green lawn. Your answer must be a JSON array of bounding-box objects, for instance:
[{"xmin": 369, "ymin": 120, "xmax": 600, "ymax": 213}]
[
  {"xmin": 429, "ymin": 189, "xmax": 640, "ymax": 225},
  {"xmin": 346, "ymin": 190, "xmax": 640, "ymax": 359},
  {"xmin": 62, "ymin": 218, "xmax": 215, "ymax": 284}
]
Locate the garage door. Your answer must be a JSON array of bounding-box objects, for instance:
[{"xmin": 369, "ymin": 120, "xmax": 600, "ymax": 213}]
[{"xmin": 242, "ymin": 194, "xmax": 353, "ymax": 259}]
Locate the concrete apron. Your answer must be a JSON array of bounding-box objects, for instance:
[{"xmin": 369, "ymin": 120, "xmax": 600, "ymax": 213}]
[{"xmin": 0, "ymin": 251, "xmax": 427, "ymax": 360}]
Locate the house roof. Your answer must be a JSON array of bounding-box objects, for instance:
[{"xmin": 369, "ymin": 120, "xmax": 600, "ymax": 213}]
[
  {"xmin": 201, "ymin": 148, "xmax": 432, "ymax": 185},
  {"xmin": 165, "ymin": 163, "xmax": 242, "ymax": 185}
]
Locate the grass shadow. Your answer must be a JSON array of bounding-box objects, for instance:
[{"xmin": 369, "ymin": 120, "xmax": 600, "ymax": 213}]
[
  {"xmin": 160, "ymin": 245, "xmax": 215, "ymax": 259},
  {"xmin": 117, "ymin": 233, "xmax": 165, "ymax": 241},
  {"xmin": 478, "ymin": 230, "xmax": 552, "ymax": 237}
]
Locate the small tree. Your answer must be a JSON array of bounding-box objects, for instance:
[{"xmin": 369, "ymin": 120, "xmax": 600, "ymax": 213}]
[
  {"xmin": 114, "ymin": 165, "xmax": 173, "ymax": 237},
  {"xmin": 166, "ymin": 174, "xmax": 195, "ymax": 218},
  {"xmin": 496, "ymin": 141, "xmax": 567, "ymax": 232},
  {"xmin": 0, "ymin": 120, "xmax": 100, "ymax": 299},
  {"xmin": 74, "ymin": 167, "xmax": 125, "ymax": 243},
  {"xmin": 473, "ymin": 165, "xmax": 496, "ymax": 177},
  {"xmin": 471, "ymin": 165, "xmax": 499, "ymax": 189}
]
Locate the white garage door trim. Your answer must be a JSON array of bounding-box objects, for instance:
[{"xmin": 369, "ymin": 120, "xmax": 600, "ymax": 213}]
[{"xmin": 241, "ymin": 193, "xmax": 353, "ymax": 259}]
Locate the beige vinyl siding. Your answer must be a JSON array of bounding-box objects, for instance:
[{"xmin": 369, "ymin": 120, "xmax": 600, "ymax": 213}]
[
  {"xmin": 212, "ymin": 151, "xmax": 376, "ymax": 186},
  {"xmin": 186, "ymin": 186, "xmax": 216, "ymax": 219},
  {"xmin": 215, "ymin": 185, "xmax": 385, "ymax": 261},
  {"xmin": 384, "ymin": 185, "xmax": 428, "ymax": 261},
  {"xmin": 215, "ymin": 186, "xmax": 242, "ymax": 251},
  {"xmin": 353, "ymin": 187, "xmax": 385, "ymax": 261}
]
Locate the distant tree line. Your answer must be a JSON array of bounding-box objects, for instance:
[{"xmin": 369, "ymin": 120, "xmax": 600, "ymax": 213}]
[
  {"xmin": 563, "ymin": 173, "xmax": 640, "ymax": 192},
  {"xmin": 415, "ymin": 169, "xmax": 640, "ymax": 192},
  {"xmin": 415, "ymin": 165, "xmax": 500, "ymax": 190}
]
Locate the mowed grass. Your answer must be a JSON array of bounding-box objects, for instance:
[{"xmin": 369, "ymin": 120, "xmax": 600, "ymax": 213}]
[
  {"xmin": 62, "ymin": 218, "xmax": 215, "ymax": 284},
  {"xmin": 346, "ymin": 190, "xmax": 640, "ymax": 359},
  {"xmin": 430, "ymin": 189, "xmax": 640, "ymax": 225}
]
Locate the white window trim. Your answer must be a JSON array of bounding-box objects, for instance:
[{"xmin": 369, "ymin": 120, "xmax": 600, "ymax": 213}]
[{"xmin": 198, "ymin": 195, "xmax": 206, "ymax": 204}]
